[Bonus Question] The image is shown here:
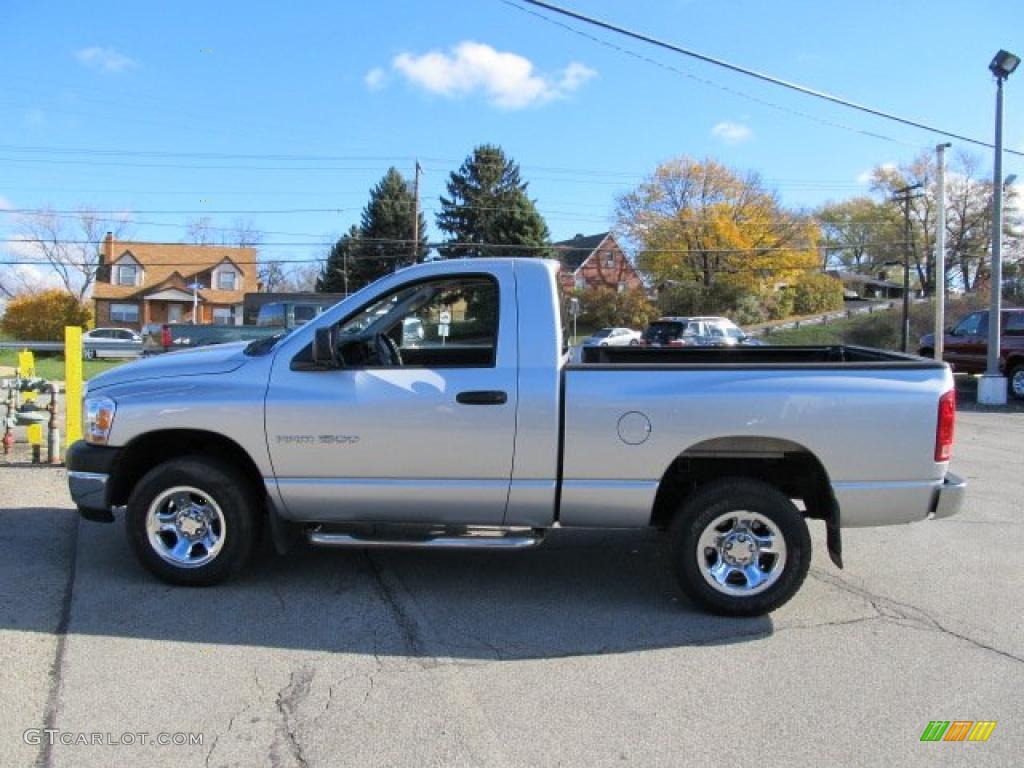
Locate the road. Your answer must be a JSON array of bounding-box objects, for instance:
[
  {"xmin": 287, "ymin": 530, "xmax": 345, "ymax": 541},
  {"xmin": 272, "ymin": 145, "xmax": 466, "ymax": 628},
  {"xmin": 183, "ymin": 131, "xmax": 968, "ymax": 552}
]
[{"xmin": 1, "ymin": 410, "xmax": 1021, "ymax": 768}]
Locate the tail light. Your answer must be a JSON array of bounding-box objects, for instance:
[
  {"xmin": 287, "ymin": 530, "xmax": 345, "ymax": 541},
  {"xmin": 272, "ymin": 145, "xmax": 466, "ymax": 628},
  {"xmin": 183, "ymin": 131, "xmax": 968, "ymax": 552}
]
[
  {"xmin": 935, "ymin": 388, "xmax": 956, "ymax": 462},
  {"xmin": 160, "ymin": 325, "xmax": 171, "ymax": 348},
  {"xmin": 668, "ymin": 339, "xmax": 686, "ymax": 347}
]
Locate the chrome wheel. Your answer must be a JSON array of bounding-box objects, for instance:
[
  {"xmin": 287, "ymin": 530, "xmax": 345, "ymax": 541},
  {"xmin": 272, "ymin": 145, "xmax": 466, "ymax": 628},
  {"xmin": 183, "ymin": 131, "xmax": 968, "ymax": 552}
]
[
  {"xmin": 696, "ymin": 510, "xmax": 787, "ymax": 596},
  {"xmin": 145, "ymin": 486, "xmax": 226, "ymax": 568}
]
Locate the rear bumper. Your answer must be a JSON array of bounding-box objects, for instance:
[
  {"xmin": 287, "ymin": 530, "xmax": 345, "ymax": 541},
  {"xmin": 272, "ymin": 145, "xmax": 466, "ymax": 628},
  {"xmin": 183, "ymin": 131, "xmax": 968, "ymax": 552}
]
[
  {"xmin": 929, "ymin": 472, "xmax": 967, "ymax": 520},
  {"xmin": 66, "ymin": 441, "xmax": 119, "ymax": 522},
  {"xmin": 834, "ymin": 472, "xmax": 966, "ymax": 527}
]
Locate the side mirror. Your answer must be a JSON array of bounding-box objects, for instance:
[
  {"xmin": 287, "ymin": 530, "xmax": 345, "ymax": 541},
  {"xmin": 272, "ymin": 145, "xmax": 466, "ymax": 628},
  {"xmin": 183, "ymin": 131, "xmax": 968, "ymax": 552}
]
[{"xmin": 312, "ymin": 326, "xmax": 340, "ymax": 369}]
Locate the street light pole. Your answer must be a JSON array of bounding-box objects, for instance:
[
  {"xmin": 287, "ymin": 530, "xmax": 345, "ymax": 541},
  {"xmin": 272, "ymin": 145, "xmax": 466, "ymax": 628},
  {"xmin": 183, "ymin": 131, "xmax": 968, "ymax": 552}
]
[
  {"xmin": 934, "ymin": 143, "xmax": 951, "ymax": 362},
  {"xmin": 979, "ymin": 49, "xmax": 1020, "ymax": 405}
]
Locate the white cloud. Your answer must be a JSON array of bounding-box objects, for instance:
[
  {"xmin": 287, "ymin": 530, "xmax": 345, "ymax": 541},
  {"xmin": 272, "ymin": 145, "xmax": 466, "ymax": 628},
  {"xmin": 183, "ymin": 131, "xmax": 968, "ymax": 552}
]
[
  {"xmin": 364, "ymin": 67, "xmax": 388, "ymax": 90},
  {"xmin": 0, "ymin": 196, "xmax": 12, "ymax": 211},
  {"xmin": 390, "ymin": 41, "xmax": 595, "ymax": 109},
  {"xmin": 75, "ymin": 46, "xmax": 137, "ymax": 73},
  {"xmin": 710, "ymin": 121, "xmax": 753, "ymax": 144}
]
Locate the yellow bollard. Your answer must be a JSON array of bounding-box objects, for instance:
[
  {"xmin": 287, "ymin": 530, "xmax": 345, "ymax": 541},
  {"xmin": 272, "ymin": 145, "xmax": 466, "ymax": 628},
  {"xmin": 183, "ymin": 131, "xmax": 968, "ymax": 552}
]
[
  {"xmin": 18, "ymin": 350, "xmax": 43, "ymax": 446},
  {"xmin": 65, "ymin": 327, "xmax": 83, "ymax": 445}
]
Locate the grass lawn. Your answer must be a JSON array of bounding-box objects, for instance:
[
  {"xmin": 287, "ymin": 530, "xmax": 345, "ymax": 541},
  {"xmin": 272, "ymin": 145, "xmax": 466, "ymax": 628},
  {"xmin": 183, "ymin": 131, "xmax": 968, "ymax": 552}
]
[{"xmin": 0, "ymin": 348, "xmax": 128, "ymax": 381}]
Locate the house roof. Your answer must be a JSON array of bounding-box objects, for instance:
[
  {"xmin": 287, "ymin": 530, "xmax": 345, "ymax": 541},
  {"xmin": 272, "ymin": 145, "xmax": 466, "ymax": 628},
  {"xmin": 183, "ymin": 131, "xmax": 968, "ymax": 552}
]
[
  {"xmin": 828, "ymin": 270, "xmax": 902, "ymax": 289},
  {"xmin": 93, "ymin": 240, "xmax": 256, "ymax": 304},
  {"xmin": 553, "ymin": 232, "xmax": 611, "ymax": 271}
]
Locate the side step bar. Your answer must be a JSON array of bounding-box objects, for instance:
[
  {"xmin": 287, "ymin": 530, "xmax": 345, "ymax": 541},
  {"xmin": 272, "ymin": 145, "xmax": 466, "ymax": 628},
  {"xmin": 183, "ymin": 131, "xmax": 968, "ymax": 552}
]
[{"xmin": 308, "ymin": 526, "xmax": 544, "ymax": 551}]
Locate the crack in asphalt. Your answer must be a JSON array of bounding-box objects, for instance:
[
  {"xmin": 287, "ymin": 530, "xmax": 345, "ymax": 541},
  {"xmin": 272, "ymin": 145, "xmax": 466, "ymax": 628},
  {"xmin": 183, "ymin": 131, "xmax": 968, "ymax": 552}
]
[
  {"xmin": 205, "ymin": 669, "xmax": 264, "ymax": 768},
  {"xmin": 271, "ymin": 667, "xmax": 314, "ymax": 768},
  {"xmin": 363, "ymin": 551, "xmax": 426, "ymax": 659},
  {"xmin": 809, "ymin": 568, "xmax": 1024, "ymax": 664},
  {"xmin": 38, "ymin": 513, "xmax": 80, "ymax": 768}
]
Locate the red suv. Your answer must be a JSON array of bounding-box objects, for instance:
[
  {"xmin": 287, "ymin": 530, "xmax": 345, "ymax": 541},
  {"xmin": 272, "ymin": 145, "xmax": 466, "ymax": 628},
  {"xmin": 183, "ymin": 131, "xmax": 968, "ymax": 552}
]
[{"xmin": 918, "ymin": 308, "xmax": 1024, "ymax": 399}]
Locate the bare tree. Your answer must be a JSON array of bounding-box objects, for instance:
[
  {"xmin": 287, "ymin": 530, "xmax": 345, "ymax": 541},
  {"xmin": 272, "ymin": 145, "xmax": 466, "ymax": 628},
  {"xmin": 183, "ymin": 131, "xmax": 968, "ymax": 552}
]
[
  {"xmin": 229, "ymin": 218, "xmax": 263, "ymax": 248},
  {"xmin": 185, "ymin": 216, "xmax": 215, "ymax": 244},
  {"xmin": 258, "ymin": 260, "xmax": 287, "ymax": 292},
  {"xmin": 12, "ymin": 207, "xmax": 131, "ymax": 300},
  {"xmin": 284, "ymin": 263, "xmax": 321, "ymax": 292}
]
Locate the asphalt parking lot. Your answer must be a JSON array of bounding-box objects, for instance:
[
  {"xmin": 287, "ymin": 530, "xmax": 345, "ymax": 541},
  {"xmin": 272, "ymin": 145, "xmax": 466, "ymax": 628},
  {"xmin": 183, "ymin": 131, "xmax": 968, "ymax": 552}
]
[{"xmin": 1, "ymin": 408, "xmax": 1021, "ymax": 768}]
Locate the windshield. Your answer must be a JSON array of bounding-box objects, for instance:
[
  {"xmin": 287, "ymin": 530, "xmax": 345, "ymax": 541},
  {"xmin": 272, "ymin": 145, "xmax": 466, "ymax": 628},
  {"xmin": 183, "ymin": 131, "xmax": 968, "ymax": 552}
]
[{"xmin": 642, "ymin": 321, "xmax": 684, "ymax": 342}]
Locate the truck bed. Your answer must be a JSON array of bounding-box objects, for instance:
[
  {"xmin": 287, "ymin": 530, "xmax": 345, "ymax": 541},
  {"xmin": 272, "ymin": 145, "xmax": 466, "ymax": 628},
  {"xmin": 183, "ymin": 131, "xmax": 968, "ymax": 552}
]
[{"xmin": 577, "ymin": 344, "xmax": 943, "ymax": 368}]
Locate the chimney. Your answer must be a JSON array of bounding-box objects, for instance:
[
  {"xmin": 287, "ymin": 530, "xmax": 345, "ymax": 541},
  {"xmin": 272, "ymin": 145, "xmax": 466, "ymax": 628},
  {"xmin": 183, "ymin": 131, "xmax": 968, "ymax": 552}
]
[{"xmin": 102, "ymin": 231, "xmax": 114, "ymax": 263}]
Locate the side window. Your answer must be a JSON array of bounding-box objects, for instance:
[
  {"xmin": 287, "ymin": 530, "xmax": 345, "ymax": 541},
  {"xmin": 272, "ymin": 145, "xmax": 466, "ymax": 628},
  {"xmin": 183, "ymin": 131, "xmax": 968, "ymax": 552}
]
[
  {"xmin": 293, "ymin": 305, "xmax": 318, "ymax": 325},
  {"xmin": 953, "ymin": 313, "xmax": 982, "ymax": 336},
  {"xmin": 1006, "ymin": 314, "xmax": 1024, "ymax": 334},
  {"xmin": 336, "ymin": 276, "xmax": 499, "ymax": 368}
]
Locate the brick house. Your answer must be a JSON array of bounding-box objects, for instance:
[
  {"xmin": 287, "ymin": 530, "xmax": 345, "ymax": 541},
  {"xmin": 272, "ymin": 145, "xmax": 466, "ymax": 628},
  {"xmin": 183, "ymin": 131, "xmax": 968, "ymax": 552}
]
[
  {"xmin": 553, "ymin": 232, "xmax": 644, "ymax": 294},
  {"xmin": 92, "ymin": 233, "xmax": 257, "ymax": 330}
]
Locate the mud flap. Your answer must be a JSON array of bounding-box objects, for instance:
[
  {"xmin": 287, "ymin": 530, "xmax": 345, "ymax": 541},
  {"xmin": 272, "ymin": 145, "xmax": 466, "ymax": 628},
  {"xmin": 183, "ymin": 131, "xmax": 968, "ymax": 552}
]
[{"xmin": 826, "ymin": 494, "xmax": 843, "ymax": 568}]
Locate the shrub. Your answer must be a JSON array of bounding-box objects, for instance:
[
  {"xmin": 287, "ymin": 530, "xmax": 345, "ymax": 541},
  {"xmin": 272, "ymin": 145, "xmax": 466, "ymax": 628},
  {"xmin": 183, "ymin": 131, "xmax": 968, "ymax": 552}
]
[
  {"xmin": 791, "ymin": 273, "xmax": 843, "ymax": 316},
  {"xmin": 579, "ymin": 287, "xmax": 655, "ymax": 328},
  {"xmin": 0, "ymin": 290, "xmax": 91, "ymax": 341}
]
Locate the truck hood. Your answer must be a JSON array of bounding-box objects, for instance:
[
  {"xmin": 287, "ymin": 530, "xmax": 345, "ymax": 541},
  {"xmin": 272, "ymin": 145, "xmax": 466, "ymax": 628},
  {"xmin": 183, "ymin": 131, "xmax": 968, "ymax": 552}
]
[{"xmin": 87, "ymin": 342, "xmax": 251, "ymax": 390}]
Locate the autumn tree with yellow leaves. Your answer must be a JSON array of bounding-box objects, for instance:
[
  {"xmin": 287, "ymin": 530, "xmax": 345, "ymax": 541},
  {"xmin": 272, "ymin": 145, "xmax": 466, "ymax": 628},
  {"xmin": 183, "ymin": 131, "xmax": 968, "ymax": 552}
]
[{"xmin": 615, "ymin": 157, "xmax": 827, "ymax": 317}]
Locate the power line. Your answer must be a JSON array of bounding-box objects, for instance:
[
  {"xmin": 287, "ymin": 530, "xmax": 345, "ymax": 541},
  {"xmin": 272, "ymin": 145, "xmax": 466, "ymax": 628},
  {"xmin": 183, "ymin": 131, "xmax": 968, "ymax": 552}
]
[{"xmin": 509, "ymin": 0, "xmax": 1024, "ymax": 158}]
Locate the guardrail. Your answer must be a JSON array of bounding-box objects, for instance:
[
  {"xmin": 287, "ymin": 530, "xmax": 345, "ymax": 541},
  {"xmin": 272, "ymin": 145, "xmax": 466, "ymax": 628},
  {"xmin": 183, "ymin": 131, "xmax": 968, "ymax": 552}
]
[
  {"xmin": 749, "ymin": 300, "xmax": 912, "ymax": 336},
  {"xmin": 0, "ymin": 340, "xmax": 142, "ymax": 355}
]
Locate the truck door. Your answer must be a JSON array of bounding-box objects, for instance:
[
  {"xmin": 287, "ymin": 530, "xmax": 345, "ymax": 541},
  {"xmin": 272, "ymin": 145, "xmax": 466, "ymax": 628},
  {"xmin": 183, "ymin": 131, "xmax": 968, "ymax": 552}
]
[{"xmin": 265, "ymin": 269, "xmax": 518, "ymax": 526}]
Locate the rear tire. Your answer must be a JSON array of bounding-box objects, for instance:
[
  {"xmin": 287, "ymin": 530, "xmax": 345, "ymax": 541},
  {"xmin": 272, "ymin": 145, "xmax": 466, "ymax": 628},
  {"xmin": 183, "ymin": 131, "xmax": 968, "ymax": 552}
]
[
  {"xmin": 125, "ymin": 457, "xmax": 259, "ymax": 586},
  {"xmin": 669, "ymin": 478, "xmax": 811, "ymax": 616}
]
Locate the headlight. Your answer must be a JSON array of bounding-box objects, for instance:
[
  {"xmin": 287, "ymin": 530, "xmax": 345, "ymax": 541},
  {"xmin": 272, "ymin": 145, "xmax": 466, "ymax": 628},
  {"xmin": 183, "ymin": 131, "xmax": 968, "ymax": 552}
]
[{"xmin": 84, "ymin": 396, "xmax": 116, "ymax": 445}]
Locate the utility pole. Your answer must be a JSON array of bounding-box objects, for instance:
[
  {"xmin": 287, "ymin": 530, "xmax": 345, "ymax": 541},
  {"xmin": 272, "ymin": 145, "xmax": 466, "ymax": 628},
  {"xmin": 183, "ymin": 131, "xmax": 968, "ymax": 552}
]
[
  {"xmin": 892, "ymin": 183, "xmax": 923, "ymax": 353},
  {"xmin": 411, "ymin": 160, "xmax": 422, "ymax": 265},
  {"xmin": 934, "ymin": 144, "xmax": 951, "ymax": 361}
]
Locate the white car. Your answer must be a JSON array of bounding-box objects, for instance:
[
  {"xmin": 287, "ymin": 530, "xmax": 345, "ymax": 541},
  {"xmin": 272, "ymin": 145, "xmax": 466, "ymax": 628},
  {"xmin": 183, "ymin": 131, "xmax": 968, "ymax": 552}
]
[
  {"xmin": 83, "ymin": 328, "xmax": 142, "ymax": 359},
  {"xmin": 583, "ymin": 327, "xmax": 641, "ymax": 347}
]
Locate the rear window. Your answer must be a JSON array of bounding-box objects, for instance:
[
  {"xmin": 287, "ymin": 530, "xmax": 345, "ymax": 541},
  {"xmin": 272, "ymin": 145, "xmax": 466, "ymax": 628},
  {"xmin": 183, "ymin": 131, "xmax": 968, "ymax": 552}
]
[
  {"xmin": 643, "ymin": 321, "xmax": 684, "ymax": 342},
  {"xmin": 1006, "ymin": 313, "xmax": 1024, "ymax": 334},
  {"xmin": 592, "ymin": 328, "xmax": 613, "ymax": 338}
]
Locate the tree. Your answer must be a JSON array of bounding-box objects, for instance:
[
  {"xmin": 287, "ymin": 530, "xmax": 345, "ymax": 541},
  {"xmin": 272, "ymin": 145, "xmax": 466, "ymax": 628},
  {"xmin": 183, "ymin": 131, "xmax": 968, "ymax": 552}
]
[
  {"xmin": 185, "ymin": 216, "xmax": 215, "ymax": 244},
  {"xmin": 578, "ymin": 287, "xmax": 655, "ymax": 329},
  {"xmin": 10, "ymin": 208, "xmax": 131, "ymax": 301},
  {"xmin": 615, "ymin": 156, "xmax": 819, "ymax": 295},
  {"xmin": 318, "ymin": 168, "xmax": 428, "ymax": 293},
  {"xmin": 1, "ymin": 289, "xmax": 91, "ymax": 340},
  {"xmin": 317, "ymin": 226, "xmax": 361, "ymax": 293},
  {"xmin": 436, "ymin": 144, "xmax": 551, "ymax": 258},
  {"xmin": 816, "ymin": 197, "xmax": 902, "ymax": 273},
  {"xmin": 258, "ymin": 260, "xmax": 288, "ymax": 292}
]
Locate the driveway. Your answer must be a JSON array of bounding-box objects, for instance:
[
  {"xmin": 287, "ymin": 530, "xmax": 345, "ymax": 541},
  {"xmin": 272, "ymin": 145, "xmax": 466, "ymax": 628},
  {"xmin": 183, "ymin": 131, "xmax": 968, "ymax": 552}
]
[{"xmin": 1, "ymin": 410, "xmax": 1020, "ymax": 767}]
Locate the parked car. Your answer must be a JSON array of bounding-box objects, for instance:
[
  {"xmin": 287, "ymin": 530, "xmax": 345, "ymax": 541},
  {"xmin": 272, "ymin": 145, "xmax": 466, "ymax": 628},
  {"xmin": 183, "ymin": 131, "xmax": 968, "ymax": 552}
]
[
  {"xmin": 641, "ymin": 317, "xmax": 762, "ymax": 347},
  {"xmin": 583, "ymin": 327, "xmax": 641, "ymax": 347},
  {"xmin": 68, "ymin": 258, "xmax": 964, "ymax": 617},
  {"xmin": 918, "ymin": 308, "xmax": 1024, "ymax": 399},
  {"xmin": 82, "ymin": 328, "xmax": 142, "ymax": 359}
]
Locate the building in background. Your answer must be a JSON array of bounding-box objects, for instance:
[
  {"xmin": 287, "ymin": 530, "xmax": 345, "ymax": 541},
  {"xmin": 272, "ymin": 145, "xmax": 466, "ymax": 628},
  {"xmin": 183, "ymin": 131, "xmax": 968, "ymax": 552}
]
[
  {"xmin": 554, "ymin": 232, "xmax": 644, "ymax": 294},
  {"xmin": 92, "ymin": 233, "xmax": 256, "ymax": 329}
]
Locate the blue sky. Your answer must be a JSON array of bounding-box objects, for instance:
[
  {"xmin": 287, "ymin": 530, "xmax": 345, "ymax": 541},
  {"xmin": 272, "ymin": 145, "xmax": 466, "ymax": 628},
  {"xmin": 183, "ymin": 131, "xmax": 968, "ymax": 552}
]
[{"xmin": 2, "ymin": 0, "xmax": 1022, "ymax": 282}]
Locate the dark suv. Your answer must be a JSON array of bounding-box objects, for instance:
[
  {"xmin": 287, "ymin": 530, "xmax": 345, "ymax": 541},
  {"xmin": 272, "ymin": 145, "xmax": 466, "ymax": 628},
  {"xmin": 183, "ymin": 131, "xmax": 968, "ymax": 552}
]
[{"xmin": 919, "ymin": 308, "xmax": 1024, "ymax": 399}]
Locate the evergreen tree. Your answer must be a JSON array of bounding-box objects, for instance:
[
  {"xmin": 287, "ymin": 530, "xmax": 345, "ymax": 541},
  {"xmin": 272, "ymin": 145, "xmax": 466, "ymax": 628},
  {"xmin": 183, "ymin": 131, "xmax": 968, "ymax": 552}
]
[
  {"xmin": 317, "ymin": 225, "xmax": 360, "ymax": 293},
  {"xmin": 436, "ymin": 145, "xmax": 551, "ymax": 258},
  {"xmin": 316, "ymin": 167, "xmax": 428, "ymax": 293}
]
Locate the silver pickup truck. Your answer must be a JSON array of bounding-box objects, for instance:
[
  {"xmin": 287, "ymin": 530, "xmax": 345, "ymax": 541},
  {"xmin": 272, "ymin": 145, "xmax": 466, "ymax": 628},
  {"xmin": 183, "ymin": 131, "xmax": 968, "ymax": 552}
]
[{"xmin": 67, "ymin": 258, "xmax": 965, "ymax": 615}]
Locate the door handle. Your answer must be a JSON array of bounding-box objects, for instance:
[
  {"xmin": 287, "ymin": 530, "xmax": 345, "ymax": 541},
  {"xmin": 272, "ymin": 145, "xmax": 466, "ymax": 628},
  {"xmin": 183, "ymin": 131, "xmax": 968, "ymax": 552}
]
[{"xmin": 456, "ymin": 390, "xmax": 508, "ymax": 405}]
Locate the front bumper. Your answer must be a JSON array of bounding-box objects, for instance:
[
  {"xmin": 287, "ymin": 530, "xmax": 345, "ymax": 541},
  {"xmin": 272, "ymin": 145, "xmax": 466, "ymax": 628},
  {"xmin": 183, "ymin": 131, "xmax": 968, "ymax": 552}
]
[
  {"xmin": 66, "ymin": 441, "xmax": 119, "ymax": 522},
  {"xmin": 929, "ymin": 472, "xmax": 967, "ymax": 520}
]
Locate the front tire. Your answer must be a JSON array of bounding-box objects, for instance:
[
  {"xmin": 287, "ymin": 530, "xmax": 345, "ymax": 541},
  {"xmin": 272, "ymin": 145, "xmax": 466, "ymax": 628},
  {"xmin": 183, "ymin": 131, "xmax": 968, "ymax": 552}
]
[
  {"xmin": 669, "ymin": 478, "xmax": 811, "ymax": 616},
  {"xmin": 1009, "ymin": 363, "xmax": 1024, "ymax": 401},
  {"xmin": 126, "ymin": 457, "xmax": 259, "ymax": 586}
]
